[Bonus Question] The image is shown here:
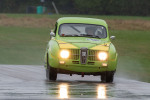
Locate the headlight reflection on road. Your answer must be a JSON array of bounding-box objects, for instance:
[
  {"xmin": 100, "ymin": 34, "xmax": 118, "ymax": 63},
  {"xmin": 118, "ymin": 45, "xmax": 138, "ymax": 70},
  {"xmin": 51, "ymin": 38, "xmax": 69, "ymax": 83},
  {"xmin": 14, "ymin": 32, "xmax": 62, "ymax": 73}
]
[
  {"xmin": 59, "ymin": 84, "xmax": 68, "ymax": 99},
  {"xmin": 97, "ymin": 85, "xmax": 107, "ymax": 99}
]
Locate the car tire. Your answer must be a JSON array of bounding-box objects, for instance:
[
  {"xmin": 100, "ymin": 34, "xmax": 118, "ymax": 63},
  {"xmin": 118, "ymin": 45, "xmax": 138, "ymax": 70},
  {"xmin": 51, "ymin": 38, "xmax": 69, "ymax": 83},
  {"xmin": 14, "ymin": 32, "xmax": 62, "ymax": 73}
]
[
  {"xmin": 101, "ymin": 71, "xmax": 114, "ymax": 83},
  {"xmin": 46, "ymin": 55, "xmax": 57, "ymax": 81}
]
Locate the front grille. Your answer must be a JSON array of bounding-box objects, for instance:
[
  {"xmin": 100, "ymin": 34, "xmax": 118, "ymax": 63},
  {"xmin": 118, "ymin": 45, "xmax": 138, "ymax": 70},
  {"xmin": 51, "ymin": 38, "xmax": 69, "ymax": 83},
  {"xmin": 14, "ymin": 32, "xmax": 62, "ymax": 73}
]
[
  {"xmin": 88, "ymin": 62, "xmax": 95, "ymax": 65},
  {"xmin": 88, "ymin": 50, "xmax": 99, "ymax": 61},
  {"xmin": 69, "ymin": 49, "xmax": 99, "ymax": 62},
  {"xmin": 69, "ymin": 49, "xmax": 79, "ymax": 60},
  {"xmin": 72, "ymin": 61, "xmax": 79, "ymax": 64}
]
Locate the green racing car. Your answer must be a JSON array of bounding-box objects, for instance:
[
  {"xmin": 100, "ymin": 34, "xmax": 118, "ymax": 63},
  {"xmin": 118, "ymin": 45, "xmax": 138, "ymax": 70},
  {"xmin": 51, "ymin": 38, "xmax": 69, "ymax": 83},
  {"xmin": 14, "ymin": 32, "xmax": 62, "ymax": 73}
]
[{"xmin": 44, "ymin": 17, "xmax": 118, "ymax": 83}]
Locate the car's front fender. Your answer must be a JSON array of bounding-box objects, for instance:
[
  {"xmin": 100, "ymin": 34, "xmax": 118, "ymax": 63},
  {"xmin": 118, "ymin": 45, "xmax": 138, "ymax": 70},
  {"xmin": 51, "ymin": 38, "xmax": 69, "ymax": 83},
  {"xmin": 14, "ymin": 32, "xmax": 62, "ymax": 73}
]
[
  {"xmin": 47, "ymin": 40, "xmax": 60, "ymax": 68},
  {"xmin": 108, "ymin": 43, "xmax": 118, "ymax": 71}
]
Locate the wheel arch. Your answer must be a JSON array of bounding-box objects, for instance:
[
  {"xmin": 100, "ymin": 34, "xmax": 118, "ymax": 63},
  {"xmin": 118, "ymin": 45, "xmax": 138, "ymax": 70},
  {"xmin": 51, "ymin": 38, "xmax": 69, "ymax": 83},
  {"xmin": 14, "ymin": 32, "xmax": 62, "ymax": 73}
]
[
  {"xmin": 108, "ymin": 43, "xmax": 118, "ymax": 71},
  {"xmin": 47, "ymin": 40, "xmax": 60, "ymax": 68}
]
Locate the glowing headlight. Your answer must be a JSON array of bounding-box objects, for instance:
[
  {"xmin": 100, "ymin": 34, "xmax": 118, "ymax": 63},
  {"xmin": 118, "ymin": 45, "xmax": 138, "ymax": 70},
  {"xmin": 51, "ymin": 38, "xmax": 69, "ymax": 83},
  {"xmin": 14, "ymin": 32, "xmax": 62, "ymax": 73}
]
[
  {"xmin": 98, "ymin": 52, "xmax": 108, "ymax": 61},
  {"xmin": 60, "ymin": 50, "xmax": 69, "ymax": 59}
]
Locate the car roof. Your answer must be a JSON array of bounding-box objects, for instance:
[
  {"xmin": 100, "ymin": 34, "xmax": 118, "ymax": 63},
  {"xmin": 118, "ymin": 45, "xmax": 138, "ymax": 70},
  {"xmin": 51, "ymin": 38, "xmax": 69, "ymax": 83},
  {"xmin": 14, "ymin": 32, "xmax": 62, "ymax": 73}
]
[{"xmin": 57, "ymin": 17, "xmax": 108, "ymax": 28}]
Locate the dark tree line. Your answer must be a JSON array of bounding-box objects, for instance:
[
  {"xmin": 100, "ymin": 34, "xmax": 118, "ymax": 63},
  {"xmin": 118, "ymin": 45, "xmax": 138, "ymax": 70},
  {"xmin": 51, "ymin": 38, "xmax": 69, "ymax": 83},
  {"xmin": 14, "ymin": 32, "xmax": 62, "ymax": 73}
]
[{"xmin": 0, "ymin": 0, "xmax": 150, "ymax": 16}]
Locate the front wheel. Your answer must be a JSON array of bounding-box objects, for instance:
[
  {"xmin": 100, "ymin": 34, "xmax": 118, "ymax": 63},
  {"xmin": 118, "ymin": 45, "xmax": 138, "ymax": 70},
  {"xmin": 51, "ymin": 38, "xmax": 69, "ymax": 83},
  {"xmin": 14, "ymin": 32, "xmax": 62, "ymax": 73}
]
[
  {"xmin": 46, "ymin": 55, "xmax": 57, "ymax": 81},
  {"xmin": 101, "ymin": 71, "xmax": 115, "ymax": 83}
]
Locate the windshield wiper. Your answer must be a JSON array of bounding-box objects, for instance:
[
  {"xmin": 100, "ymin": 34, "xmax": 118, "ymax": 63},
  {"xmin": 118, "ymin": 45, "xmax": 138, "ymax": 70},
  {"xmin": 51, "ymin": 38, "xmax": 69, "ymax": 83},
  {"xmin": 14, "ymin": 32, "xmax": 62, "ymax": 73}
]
[
  {"xmin": 80, "ymin": 34, "xmax": 101, "ymax": 38},
  {"xmin": 62, "ymin": 34, "xmax": 100, "ymax": 38},
  {"xmin": 63, "ymin": 35, "xmax": 80, "ymax": 37},
  {"xmin": 70, "ymin": 26, "xmax": 81, "ymax": 33},
  {"xmin": 92, "ymin": 35, "xmax": 101, "ymax": 38}
]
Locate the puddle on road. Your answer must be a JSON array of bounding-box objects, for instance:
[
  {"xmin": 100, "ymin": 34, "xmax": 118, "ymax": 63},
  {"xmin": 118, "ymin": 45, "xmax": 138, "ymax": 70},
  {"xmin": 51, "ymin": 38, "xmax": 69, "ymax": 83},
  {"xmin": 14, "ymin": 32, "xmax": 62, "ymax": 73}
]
[
  {"xmin": 45, "ymin": 79, "xmax": 150, "ymax": 99},
  {"xmin": 1, "ymin": 65, "xmax": 150, "ymax": 99},
  {"xmin": 45, "ymin": 80, "xmax": 112, "ymax": 99},
  {"xmin": 1, "ymin": 79, "xmax": 150, "ymax": 99}
]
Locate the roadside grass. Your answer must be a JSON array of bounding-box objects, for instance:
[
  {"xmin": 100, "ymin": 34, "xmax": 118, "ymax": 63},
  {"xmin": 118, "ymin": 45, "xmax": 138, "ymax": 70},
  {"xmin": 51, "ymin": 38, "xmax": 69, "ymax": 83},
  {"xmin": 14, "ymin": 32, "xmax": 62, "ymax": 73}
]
[
  {"xmin": 0, "ymin": 26, "xmax": 50, "ymax": 65},
  {"xmin": 2, "ymin": 13, "xmax": 150, "ymax": 20},
  {"xmin": 0, "ymin": 14, "xmax": 150, "ymax": 82},
  {"xmin": 1, "ymin": 14, "xmax": 150, "ymax": 31},
  {"xmin": 110, "ymin": 30, "xmax": 150, "ymax": 82}
]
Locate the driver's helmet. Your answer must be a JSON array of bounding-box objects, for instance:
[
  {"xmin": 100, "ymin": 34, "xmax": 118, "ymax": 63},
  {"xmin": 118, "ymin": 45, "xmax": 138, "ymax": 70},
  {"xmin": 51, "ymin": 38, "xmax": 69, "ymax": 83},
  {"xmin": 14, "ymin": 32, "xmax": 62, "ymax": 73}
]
[{"xmin": 85, "ymin": 26, "xmax": 96, "ymax": 35}]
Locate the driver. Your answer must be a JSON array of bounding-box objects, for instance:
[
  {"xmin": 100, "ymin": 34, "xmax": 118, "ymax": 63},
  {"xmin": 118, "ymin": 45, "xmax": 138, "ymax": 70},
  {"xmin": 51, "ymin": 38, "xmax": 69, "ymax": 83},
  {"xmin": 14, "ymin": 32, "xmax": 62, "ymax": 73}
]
[{"xmin": 85, "ymin": 26, "xmax": 96, "ymax": 36}]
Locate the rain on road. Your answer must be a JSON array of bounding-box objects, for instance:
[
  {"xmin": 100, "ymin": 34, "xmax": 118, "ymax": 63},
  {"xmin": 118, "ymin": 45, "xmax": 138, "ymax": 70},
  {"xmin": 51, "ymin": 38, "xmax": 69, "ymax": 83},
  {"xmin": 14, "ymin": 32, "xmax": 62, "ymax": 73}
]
[{"xmin": 0, "ymin": 65, "xmax": 150, "ymax": 100}]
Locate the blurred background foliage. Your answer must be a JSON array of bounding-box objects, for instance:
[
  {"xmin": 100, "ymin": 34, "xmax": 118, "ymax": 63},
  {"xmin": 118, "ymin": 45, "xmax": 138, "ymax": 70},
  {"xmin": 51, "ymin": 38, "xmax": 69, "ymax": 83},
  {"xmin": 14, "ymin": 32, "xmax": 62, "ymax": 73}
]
[{"xmin": 0, "ymin": 0, "xmax": 150, "ymax": 16}]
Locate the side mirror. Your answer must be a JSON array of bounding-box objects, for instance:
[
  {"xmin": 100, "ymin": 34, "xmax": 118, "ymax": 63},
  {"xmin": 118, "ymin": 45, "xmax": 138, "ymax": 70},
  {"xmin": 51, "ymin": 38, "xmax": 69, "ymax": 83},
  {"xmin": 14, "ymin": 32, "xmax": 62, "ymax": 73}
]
[
  {"xmin": 50, "ymin": 31, "xmax": 55, "ymax": 39},
  {"xmin": 110, "ymin": 36, "xmax": 115, "ymax": 40}
]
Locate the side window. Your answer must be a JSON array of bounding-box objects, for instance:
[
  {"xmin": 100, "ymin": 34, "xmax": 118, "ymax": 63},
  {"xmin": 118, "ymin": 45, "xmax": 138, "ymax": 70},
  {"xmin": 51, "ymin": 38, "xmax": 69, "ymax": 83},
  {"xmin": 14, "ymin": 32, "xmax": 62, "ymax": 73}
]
[{"xmin": 54, "ymin": 22, "xmax": 58, "ymax": 34}]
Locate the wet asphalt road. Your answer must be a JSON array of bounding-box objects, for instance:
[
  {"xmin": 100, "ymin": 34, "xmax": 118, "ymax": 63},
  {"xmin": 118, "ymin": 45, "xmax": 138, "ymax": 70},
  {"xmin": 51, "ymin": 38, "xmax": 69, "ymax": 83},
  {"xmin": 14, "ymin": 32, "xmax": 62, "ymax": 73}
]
[{"xmin": 0, "ymin": 65, "xmax": 150, "ymax": 100}]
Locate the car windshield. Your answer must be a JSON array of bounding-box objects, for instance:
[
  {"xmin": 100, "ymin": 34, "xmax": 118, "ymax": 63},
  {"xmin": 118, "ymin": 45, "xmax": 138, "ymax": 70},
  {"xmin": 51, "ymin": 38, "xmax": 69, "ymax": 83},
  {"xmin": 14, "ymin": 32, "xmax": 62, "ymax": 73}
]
[{"xmin": 59, "ymin": 23, "xmax": 107, "ymax": 38}]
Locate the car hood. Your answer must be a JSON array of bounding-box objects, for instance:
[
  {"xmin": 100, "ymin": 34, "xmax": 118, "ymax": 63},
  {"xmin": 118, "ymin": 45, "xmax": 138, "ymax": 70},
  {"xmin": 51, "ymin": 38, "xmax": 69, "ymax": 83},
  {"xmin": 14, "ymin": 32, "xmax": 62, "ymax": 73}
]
[{"xmin": 55, "ymin": 37, "xmax": 110, "ymax": 51}]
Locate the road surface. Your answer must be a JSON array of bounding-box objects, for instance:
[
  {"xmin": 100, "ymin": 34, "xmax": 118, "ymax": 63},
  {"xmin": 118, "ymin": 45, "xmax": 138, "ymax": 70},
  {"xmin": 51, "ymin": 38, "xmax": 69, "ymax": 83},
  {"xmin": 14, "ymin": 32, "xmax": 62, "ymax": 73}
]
[{"xmin": 0, "ymin": 65, "xmax": 150, "ymax": 100}]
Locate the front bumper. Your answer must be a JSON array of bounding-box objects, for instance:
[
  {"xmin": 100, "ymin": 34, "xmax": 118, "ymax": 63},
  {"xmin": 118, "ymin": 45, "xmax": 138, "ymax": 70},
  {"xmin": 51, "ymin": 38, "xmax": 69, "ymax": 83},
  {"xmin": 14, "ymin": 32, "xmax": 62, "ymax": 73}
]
[
  {"xmin": 57, "ymin": 59, "xmax": 113, "ymax": 72},
  {"xmin": 57, "ymin": 68, "xmax": 116, "ymax": 75}
]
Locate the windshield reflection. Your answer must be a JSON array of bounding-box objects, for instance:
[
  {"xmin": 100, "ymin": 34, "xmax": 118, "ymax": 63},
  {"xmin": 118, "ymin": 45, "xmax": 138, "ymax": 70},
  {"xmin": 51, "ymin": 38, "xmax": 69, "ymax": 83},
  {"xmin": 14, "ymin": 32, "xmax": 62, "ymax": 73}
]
[
  {"xmin": 59, "ymin": 23, "xmax": 107, "ymax": 38},
  {"xmin": 97, "ymin": 85, "xmax": 107, "ymax": 99},
  {"xmin": 58, "ymin": 84, "xmax": 68, "ymax": 99}
]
